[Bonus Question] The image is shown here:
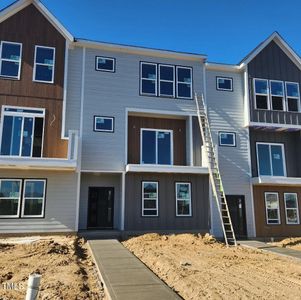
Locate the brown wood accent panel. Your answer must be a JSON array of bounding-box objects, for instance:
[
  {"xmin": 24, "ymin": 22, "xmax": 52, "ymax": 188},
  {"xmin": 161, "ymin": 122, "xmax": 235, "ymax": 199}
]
[
  {"xmin": 0, "ymin": 95, "xmax": 68, "ymax": 158},
  {"xmin": 125, "ymin": 172, "xmax": 209, "ymax": 231},
  {"xmin": 253, "ymin": 185, "xmax": 301, "ymax": 237},
  {"xmin": 128, "ymin": 116, "xmax": 187, "ymax": 165},
  {"xmin": 0, "ymin": 4, "xmax": 65, "ymax": 99}
]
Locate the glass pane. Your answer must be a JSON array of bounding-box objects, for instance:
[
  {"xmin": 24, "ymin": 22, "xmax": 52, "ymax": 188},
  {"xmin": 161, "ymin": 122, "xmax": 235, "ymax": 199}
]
[
  {"xmin": 177, "ymin": 200, "xmax": 190, "ymax": 215},
  {"xmin": 286, "ymin": 83, "xmax": 299, "ymax": 97},
  {"xmin": 143, "ymin": 182, "xmax": 157, "ymax": 198},
  {"xmin": 142, "ymin": 64, "xmax": 156, "ymax": 79},
  {"xmin": 217, "ymin": 78, "xmax": 232, "ymax": 90},
  {"xmin": 160, "ymin": 81, "xmax": 173, "ymax": 96},
  {"xmin": 142, "ymin": 131, "xmax": 156, "ymax": 164},
  {"xmin": 177, "ymin": 68, "xmax": 191, "ymax": 83},
  {"xmin": 267, "ymin": 209, "xmax": 279, "ymax": 221},
  {"xmin": 0, "ymin": 180, "xmax": 20, "ymax": 198},
  {"xmin": 95, "ymin": 117, "xmax": 113, "ymax": 131},
  {"xmin": 255, "ymin": 79, "xmax": 268, "ymax": 94},
  {"xmin": 1, "ymin": 43, "xmax": 21, "ymax": 60},
  {"xmin": 97, "ymin": 57, "xmax": 114, "ymax": 71},
  {"xmin": 160, "ymin": 66, "xmax": 174, "ymax": 81},
  {"xmin": 141, "ymin": 79, "xmax": 156, "ymax": 94},
  {"xmin": 0, "ymin": 198, "xmax": 19, "ymax": 216},
  {"xmin": 144, "ymin": 199, "xmax": 156, "ymax": 209},
  {"xmin": 285, "ymin": 194, "xmax": 297, "ymax": 208},
  {"xmin": 157, "ymin": 131, "xmax": 171, "ymax": 164},
  {"xmin": 271, "ymin": 96, "xmax": 284, "ymax": 110},
  {"xmin": 270, "ymin": 81, "xmax": 284, "ymax": 96},
  {"xmin": 32, "ymin": 118, "xmax": 43, "ymax": 157},
  {"xmin": 36, "ymin": 47, "xmax": 54, "ymax": 64},
  {"xmin": 256, "ymin": 95, "xmax": 268, "ymax": 109},
  {"xmin": 21, "ymin": 117, "xmax": 33, "ymax": 157},
  {"xmin": 25, "ymin": 181, "xmax": 45, "ymax": 198},
  {"xmin": 0, "ymin": 61, "xmax": 19, "ymax": 77},
  {"xmin": 23, "ymin": 198, "xmax": 43, "ymax": 216},
  {"xmin": 178, "ymin": 83, "xmax": 191, "ymax": 98},
  {"xmin": 271, "ymin": 145, "xmax": 284, "ymax": 176},
  {"xmin": 11, "ymin": 116, "xmax": 22, "ymax": 156},
  {"xmin": 1, "ymin": 115, "xmax": 13, "ymax": 155},
  {"xmin": 220, "ymin": 133, "xmax": 235, "ymax": 146},
  {"xmin": 287, "ymin": 98, "xmax": 299, "ymax": 112},
  {"xmin": 286, "ymin": 209, "xmax": 298, "ymax": 223},
  {"xmin": 176, "ymin": 184, "xmax": 190, "ymax": 200},
  {"xmin": 35, "ymin": 65, "xmax": 53, "ymax": 82},
  {"xmin": 257, "ymin": 144, "xmax": 271, "ymax": 176},
  {"xmin": 143, "ymin": 209, "xmax": 157, "ymax": 216}
]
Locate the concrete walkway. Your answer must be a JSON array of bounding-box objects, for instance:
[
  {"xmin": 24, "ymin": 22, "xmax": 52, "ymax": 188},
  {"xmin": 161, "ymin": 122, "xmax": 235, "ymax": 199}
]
[
  {"xmin": 88, "ymin": 239, "xmax": 181, "ymax": 300},
  {"xmin": 239, "ymin": 240, "xmax": 301, "ymax": 261}
]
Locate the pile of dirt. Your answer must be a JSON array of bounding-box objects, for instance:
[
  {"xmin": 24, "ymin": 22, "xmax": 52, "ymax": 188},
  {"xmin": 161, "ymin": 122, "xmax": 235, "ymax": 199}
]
[
  {"xmin": 123, "ymin": 233, "xmax": 301, "ymax": 299},
  {"xmin": 0, "ymin": 236, "xmax": 104, "ymax": 299},
  {"xmin": 272, "ymin": 237, "xmax": 301, "ymax": 251}
]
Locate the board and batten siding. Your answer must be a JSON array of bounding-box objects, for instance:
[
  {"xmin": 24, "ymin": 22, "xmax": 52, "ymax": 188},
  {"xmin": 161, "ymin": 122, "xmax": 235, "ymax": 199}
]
[
  {"xmin": 205, "ymin": 69, "xmax": 255, "ymax": 237},
  {"xmin": 0, "ymin": 170, "xmax": 78, "ymax": 233}
]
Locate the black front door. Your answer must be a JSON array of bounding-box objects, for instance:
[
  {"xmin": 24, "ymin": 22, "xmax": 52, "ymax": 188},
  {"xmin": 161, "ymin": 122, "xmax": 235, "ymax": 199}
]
[
  {"xmin": 88, "ymin": 187, "xmax": 114, "ymax": 229},
  {"xmin": 226, "ymin": 195, "xmax": 247, "ymax": 239}
]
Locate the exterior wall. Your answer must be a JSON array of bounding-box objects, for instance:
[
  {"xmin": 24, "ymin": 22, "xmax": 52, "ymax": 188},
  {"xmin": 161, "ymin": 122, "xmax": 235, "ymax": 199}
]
[
  {"xmin": 79, "ymin": 173, "xmax": 121, "ymax": 230},
  {"xmin": 0, "ymin": 4, "xmax": 68, "ymax": 158},
  {"xmin": 125, "ymin": 172, "xmax": 209, "ymax": 231},
  {"xmin": 206, "ymin": 69, "xmax": 255, "ymax": 237},
  {"xmin": 0, "ymin": 169, "xmax": 78, "ymax": 233},
  {"xmin": 249, "ymin": 128, "xmax": 301, "ymax": 177},
  {"xmin": 192, "ymin": 116, "xmax": 203, "ymax": 166},
  {"xmin": 253, "ymin": 185, "xmax": 301, "ymax": 237}
]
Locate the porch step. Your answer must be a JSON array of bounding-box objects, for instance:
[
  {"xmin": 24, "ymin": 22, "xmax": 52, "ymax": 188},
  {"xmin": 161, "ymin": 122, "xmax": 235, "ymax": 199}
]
[{"xmin": 78, "ymin": 230, "xmax": 122, "ymax": 240}]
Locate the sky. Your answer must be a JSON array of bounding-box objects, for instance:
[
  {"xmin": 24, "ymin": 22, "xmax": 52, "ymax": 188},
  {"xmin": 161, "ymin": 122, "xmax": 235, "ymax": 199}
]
[{"xmin": 1, "ymin": 0, "xmax": 301, "ymax": 64}]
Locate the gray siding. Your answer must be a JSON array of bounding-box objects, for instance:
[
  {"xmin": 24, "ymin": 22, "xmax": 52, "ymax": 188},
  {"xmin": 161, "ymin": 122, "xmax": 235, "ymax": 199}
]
[
  {"xmin": 125, "ymin": 172, "xmax": 209, "ymax": 231},
  {"xmin": 0, "ymin": 170, "xmax": 78, "ymax": 233}
]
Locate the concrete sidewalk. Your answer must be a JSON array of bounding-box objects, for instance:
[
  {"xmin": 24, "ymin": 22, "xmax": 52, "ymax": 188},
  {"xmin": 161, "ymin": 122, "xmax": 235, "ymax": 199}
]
[
  {"xmin": 88, "ymin": 239, "xmax": 181, "ymax": 300},
  {"xmin": 239, "ymin": 240, "xmax": 301, "ymax": 261}
]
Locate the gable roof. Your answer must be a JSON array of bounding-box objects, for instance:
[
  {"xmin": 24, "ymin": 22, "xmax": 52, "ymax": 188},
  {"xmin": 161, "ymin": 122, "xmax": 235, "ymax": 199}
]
[{"xmin": 0, "ymin": 0, "xmax": 74, "ymax": 42}]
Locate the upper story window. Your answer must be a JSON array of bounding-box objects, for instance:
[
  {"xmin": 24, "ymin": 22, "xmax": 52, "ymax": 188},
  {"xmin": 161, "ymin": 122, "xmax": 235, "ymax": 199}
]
[
  {"xmin": 270, "ymin": 80, "xmax": 284, "ymax": 111},
  {"xmin": 218, "ymin": 132, "xmax": 236, "ymax": 147},
  {"xmin": 256, "ymin": 142, "xmax": 286, "ymax": 177},
  {"xmin": 140, "ymin": 128, "xmax": 173, "ymax": 165},
  {"xmin": 254, "ymin": 79, "xmax": 269, "ymax": 109},
  {"xmin": 216, "ymin": 77, "xmax": 233, "ymax": 91},
  {"xmin": 140, "ymin": 62, "xmax": 192, "ymax": 99},
  {"xmin": 0, "ymin": 41, "xmax": 22, "ymax": 79},
  {"xmin": 95, "ymin": 56, "xmax": 115, "ymax": 72},
  {"xmin": 0, "ymin": 106, "xmax": 44, "ymax": 157},
  {"xmin": 285, "ymin": 82, "xmax": 300, "ymax": 112},
  {"xmin": 33, "ymin": 46, "xmax": 55, "ymax": 83},
  {"xmin": 94, "ymin": 116, "xmax": 114, "ymax": 132}
]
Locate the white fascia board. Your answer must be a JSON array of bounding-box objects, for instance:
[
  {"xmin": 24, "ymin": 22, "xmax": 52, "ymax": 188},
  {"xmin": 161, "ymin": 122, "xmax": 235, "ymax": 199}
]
[
  {"xmin": 0, "ymin": 0, "xmax": 31, "ymax": 23},
  {"xmin": 205, "ymin": 62, "xmax": 241, "ymax": 72},
  {"xmin": 126, "ymin": 164, "xmax": 209, "ymax": 174},
  {"xmin": 126, "ymin": 107, "xmax": 197, "ymax": 117},
  {"xmin": 246, "ymin": 121, "xmax": 301, "ymax": 130},
  {"xmin": 252, "ymin": 176, "xmax": 301, "ymax": 186}
]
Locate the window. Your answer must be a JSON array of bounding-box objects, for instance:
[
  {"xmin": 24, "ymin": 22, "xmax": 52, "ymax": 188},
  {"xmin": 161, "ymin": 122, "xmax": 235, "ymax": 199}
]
[
  {"xmin": 176, "ymin": 182, "xmax": 191, "ymax": 216},
  {"xmin": 256, "ymin": 143, "xmax": 286, "ymax": 176},
  {"xmin": 95, "ymin": 56, "xmax": 115, "ymax": 72},
  {"xmin": 270, "ymin": 80, "xmax": 284, "ymax": 111},
  {"xmin": 159, "ymin": 64, "xmax": 175, "ymax": 97},
  {"xmin": 142, "ymin": 181, "xmax": 158, "ymax": 216},
  {"xmin": 33, "ymin": 46, "xmax": 55, "ymax": 83},
  {"xmin": 141, "ymin": 129, "xmax": 173, "ymax": 165},
  {"xmin": 0, "ymin": 41, "xmax": 22, "ymax": 79},
  {"xmin": 176, "ymin": 66, "xmax": 192, "ymax": 99},
  {"xmin": 265, "ymin": 192, "xmax": 280, "ymax": 224},
  {"xmin": 0, "ymin": 179, "xmax": 22, "ymax": 218},
  {"xmin": 140, "ymin": 62, "xmax": 157, "ymax": 96},
  {"xmin": 94, "ymin": 116, "xmax": 114, "ymax": 132},
  {"xmin": 254, "ymin": 79, "xmax": 269, "ymax": 109},
  {"xmin": 218, "ymin": 132, "xmax": 236, "ymax": 147},
  {"xmin": 284, "ymin": 193, "xmax": 299, "ymax": 224},
  {"xmin": 285, "ymin": 82, "xmax": 300, "ymax": 112},
  {"xmin": 216, "ymin": 77, "xmax": 233, "ymax": 91},
  {"xmin": 0, "ymin": 107, "xmax": 44, "ymax": 157}
]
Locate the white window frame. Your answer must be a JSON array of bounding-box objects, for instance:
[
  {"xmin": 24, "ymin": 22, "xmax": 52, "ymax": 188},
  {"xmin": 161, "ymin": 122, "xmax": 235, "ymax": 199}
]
[
  {"xmin": 142, "ymin": 181, "xmax": 158, "ymax": 217},
  {"xmin": 159, "ymin": 64, "xmax": 175, "ymax": 97},
  {"xmin": 0, "ymin": 105, "xmax": 45, "ymax": 158},
  {"xmin": 21, "ymin": 179, "xmax": 46, "ymax": 218},
  {"xmin": 216, "ymin": 76, "xmax": 233, "ymax": 91},
  {"xmin": 265, "ymin": 192, "xmax": 281, "ymax": 225},
  {"xmin": 95, "ymin": 56, "xmax": 115, "ymax": 72},
  {"xmin": 175, "ymin": 182, "xmax": 192, "ymax": 217},
  {"xmin": 253, "ymin": 78, "xmax": 270, "ymax": 110},
  {"xmin": 285, "ymin": 81, "xmax": 300, "ymax": 112},
  {"xmin": 94, "ymin": 116, "xmax": 114, "ymax": 133},
  {"xmin": 33, "ymin": 45, "xmax": 56, "ymax": 84},
  {"xmin": 0, "ymin": 41, "xmax": 22, "ymax": 79},
  {"xmin": 284, "ymin": 193, "xmax": 300, "ymax": 225},
  {"xmin": 256, "ymin": 142, "xmax": 287, "ymax": 177},
  {"xmin": 0, "ymin": 179, "xmax": 22, "ymax": 218},
  {"xmin": 270, "ymin": 80, "xmax": 285, "ymax": 111},
  {"xmin": 140, "ymin": 62, "xmax": 157, "ymax": 96},
  {"xmin": 176, "ymin": 66, "xmax": 193, "ymax": 99},
  {"xmin": 140, "ymin": 128, "xmax": 174, "ymax": 165},
  {"xmin": 218, "ymin": 131, "xmax": 236, "ymax": 147}
]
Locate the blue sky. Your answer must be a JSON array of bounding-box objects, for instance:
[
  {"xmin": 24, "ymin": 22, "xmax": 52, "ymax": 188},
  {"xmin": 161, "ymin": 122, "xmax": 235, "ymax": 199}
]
[{"xmin": 1, "ymin": 0, "xmax": 301, "ymax": 64}]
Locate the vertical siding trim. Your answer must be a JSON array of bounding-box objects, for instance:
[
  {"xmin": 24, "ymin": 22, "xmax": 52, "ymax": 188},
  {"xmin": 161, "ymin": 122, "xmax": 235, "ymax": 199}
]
[
  {"xmin": 244, "ymin": 66, "xmax": 250, "ymax": 125},
  {"xmin": 121, "ymin": 171, "xmax": 126, "ymax": 230},
  {"xmin": 61, "ymin": 40, "xmax": 69, "ymax": 140},
  {"xmin": 189, "ymin": 115, "xmax": 193, "ymax": 166}
]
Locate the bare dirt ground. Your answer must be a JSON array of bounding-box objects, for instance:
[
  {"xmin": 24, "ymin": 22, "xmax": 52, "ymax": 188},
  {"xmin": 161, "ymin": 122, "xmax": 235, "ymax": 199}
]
[
  {"xmin": 123, "ymin": 233, "xmax": 301, "ymax": 300},
  {"xmin": 272, "ymin": 237, "xmax": 301, "ymax": 251},
  {"xmin": 0, "ymin": 235, "xmax": 104, "ymax": 300}
]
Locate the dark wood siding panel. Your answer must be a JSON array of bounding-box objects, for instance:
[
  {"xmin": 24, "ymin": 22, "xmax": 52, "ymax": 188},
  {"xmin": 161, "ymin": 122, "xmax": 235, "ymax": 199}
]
[
  {"xmin": 125, "ymin": 172, "xmax": 209, "ymax": 231},
  {"xmin": 128, "ymin": 116, "xmax": 187, "ymax": 165},
  {"xmin": 253, "ymin": 185, "xmax": 301, "ymax": 237}
]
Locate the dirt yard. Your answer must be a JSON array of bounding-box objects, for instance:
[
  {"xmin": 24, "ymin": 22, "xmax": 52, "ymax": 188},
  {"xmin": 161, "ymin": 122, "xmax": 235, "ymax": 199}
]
[
  {"xmin": 0, "ymin": 236, "xmax": 104, "ymax": 300},
  {"xmin": 273, "ymin": 237, "xmax": 301, "ymax": 251},
  {"xmin": 123, "ymin": 233, "xmax": 301, "ymax": 300}
]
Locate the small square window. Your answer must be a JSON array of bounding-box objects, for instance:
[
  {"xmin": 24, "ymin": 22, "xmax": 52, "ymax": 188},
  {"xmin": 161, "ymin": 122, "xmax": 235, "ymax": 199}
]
[
  {"xmin": 95, "ymin": 56, "xmax": 115, "ymax": 72},
  {"xmin": 94, "ymin": 116, "xmax": 114, "ymax": 132},
  {"xmin": 218, "ymin": 132, "xmax": 236, "ymax": 147},
  {"xmin": 216, "ymin": 77, "xmax": 233, "ymax": 91}
]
